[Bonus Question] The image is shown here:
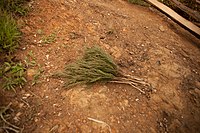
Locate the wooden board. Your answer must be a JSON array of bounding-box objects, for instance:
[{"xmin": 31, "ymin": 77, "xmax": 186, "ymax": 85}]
[{"xmin": 146, "ymin": 0, "xmax": 200, "ymax": 38}]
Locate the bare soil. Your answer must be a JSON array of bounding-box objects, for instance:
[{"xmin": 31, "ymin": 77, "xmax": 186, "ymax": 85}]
[{"xmin": 0, "ymin": 0, "xmax": 200, "ymax": 133}]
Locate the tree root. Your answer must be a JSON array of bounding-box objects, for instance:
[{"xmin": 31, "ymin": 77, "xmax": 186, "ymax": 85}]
[{"xmin": 0, "ymin": 103, "xmax": 21, "ymax": 133}]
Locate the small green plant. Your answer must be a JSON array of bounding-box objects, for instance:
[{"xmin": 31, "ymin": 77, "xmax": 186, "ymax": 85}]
[
  {"xmin": 128, "ymin": 0, "xmax": 149, "ymax": 6},
  {"xmin": 31, "ymin": 67, "xmax": 44, "ymax": 86},
  {"xmin": 0, "ymin": 11, "xmax": 20, "ymax": 54},
  {"xmin": 54, "ymin": 46, "xmax": 151, "ymax": 94},
  {"xmin": 0, "ymin": 62, "xmax": 26, "ymax": 91},
  {"xmin": 42, "ymin": 33, "xmax": 56, "ymax": 44},
  {"xmin": 24, "ymin": 50, "xmax": 37, "ymax": 67},
  {"xmin": 0, "ymin": 0, "xmax": 29, "ymax": 15}
]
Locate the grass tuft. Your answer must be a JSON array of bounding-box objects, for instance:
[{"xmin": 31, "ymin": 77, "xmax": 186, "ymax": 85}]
[
  {"xmin": 0, "ymin": 62, "xmax": 26, "ymax": 91},
  {"xmin": 0, "ymin": 0, "xmax": 29, "ymax": 16},
  {"xmin": 0, "ymin": 10, "xmax": 20, "ymax": 54}
]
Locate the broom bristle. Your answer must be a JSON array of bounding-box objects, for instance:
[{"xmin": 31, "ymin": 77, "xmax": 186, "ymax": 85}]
[{"xmin": 63, "ymin": 46, "xmax": 119, "ymax": 88}]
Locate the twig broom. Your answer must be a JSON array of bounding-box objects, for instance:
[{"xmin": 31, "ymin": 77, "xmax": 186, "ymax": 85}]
[{"xmin": 54, "ymin": 46, "xmax": 151, "ymax": 94}]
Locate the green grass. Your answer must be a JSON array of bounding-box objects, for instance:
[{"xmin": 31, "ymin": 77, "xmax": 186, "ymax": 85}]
[
  {"xmin": 42, "ymin": 33, "xmax": 56, "ymax": 44},
  {"xmin": 0, "ymin": 0, "xmax": 29, "ymax": 16},
  {"xmin": 0, "ymin": 11, "xmax": 20, "ymax": 54},
  {"xmin": 0, "ymin": 62, "xmax": 26, "ymax": 91}
]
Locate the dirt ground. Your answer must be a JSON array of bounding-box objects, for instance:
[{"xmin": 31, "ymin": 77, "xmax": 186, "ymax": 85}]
[{"xmin": 0, "ymin": 0, "xmax": 200, "ymax": 132}]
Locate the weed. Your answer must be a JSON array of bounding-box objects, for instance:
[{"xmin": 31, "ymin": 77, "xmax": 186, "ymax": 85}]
[
  {"xmin": 0, "ymin": 11, "xmax": 20, "ymax": 54},
  {"xmin": 0, "ymin": 62, "xmax": 26, "ymax": 91},
  {"xmin": 31, "ymin": 67, "xmax": 44, "ymax": 86},
  {"xmin": 23, "ymin": 51, "xmax": 43, "ymax": 86},
  {"xmin": 0, "ymin": 0, "xmax": 30, "ymax": 16},
  {"xmin": 24, "ymin": 50, "xmax": 37, "ymax": 67},
  {"xmin": 42, "ymin": 33, "xmax": 56, "ymax": 44},
  {"xmin": 24, "ymin": 56, "xmax": 36, "ymax": 67}
]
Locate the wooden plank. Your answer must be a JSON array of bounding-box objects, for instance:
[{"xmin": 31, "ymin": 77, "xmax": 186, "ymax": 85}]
[
  {"xmin": 146, "ymin": 0, "xmax": 200, "ymax": 37},
  {"xmin": 170, "ymin": 0, "xmax": 200, "ymax": 21}
]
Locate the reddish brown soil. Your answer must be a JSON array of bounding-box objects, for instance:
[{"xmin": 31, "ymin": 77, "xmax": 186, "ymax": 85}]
[{"xmin": 1, "ymin": 0, "xmax": 200, "ymax": 132}]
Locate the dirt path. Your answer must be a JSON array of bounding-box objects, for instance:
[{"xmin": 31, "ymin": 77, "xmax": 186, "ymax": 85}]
[{"xmin": 1, "ymin": 0, "xmax": 200, "ymax": 132}]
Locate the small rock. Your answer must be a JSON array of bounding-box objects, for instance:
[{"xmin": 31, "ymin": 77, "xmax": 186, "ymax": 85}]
[
  {"xmin": 37, "ymin": 29, "xmax": 43, "ymax": 35},
  {"xmin": 195, "ymin": 81, "xmax": 200, "ymax": 89},
  {"xmin": 58, "ymin": 112, "xmax": 62, "ymax": 116},
  {"xmin": 22, "ymin": 93, "xmax": 31, "ymax": 99},
  {"xmin": 35, "ymin": 118, "xmax": 39, "ymax": 122},
  {"xmin": 110, "ymin": 46, "xmax": 122, "ymax": 58},
  {"xmin": 27, "ymin": 69, "xmax": 37, "ymax": 80},
  {"xmin": 159, "ymin": 25, "xmax": 165, "ymax": 32},
  {"xmin": 194, "ymin": 88, "xmax": 200, "ymax": 96},
  {"xmin": 124, "ymin": 99, "xmax": 129, "ymax": 106},
  {"xmin": 129, "ymin": 51, "xmax": 134, "ymax": 55},
  {"xmin": 61, "ymin": 91, "xmax": 67, "ymax": 97},
  {"xmin": 46, "ymin": 55, "xmax": 49, "ymax": 60},
  {"xmin": 53, "ymin": 104, "xmax": 59, "ymax": 107},
  {"xmin": 25, "ymin": 93, "xmax": 31, "ymax": 97},
  {"xmin": 156, "ymin": 60, "xmax": 161, "ymax": 66},
  {"xmin": 14, "ymin": 112, "xmax": 22, "ymax": 122},
  {"xmin": 19, "ymin": 103, "xmax": 24, "ymax": 108},
  {"xmin": 60, "ymin": 80, "xmax": 64, "ymax": 83}
]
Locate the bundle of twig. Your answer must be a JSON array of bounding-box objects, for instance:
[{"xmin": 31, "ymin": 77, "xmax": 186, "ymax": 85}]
[{"xmin": 55, "ymin": 46, "xmax": 151, "ymax": 94}]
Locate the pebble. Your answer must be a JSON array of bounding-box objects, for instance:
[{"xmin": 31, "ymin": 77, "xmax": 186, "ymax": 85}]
[
  {"xmin": 19, "ymin": 103, "xmax": 24, "ymax": 108},
  {"xmin": 27, "ymin": 69, "xmax": 37, "ymax": 80},
  {"xmin": 58, "ymin": 112, "xmax": 62, "ymax": 116},
  {"xmin": 195, "ymin": 81, "xmax": 200, "ymax": 89},
  {"xmin": 135, "ymin": 98, "xmax": 139, "ymax": 102},
  {"xmin": 159, "ymin": 25, "xmax": 165, "ymax": 32},
  {"xmin": 35, "ymin": 118, "xmax": 39, "ymax": 122}
]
